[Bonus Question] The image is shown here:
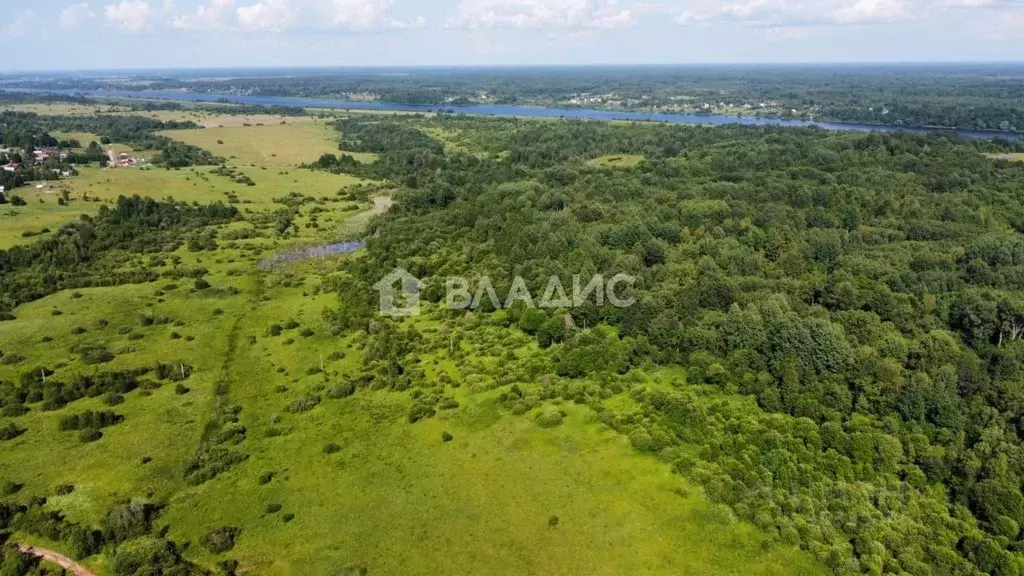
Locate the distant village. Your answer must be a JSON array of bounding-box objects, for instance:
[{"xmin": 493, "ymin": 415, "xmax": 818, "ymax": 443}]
[
  {"xmin": 2, "ymin": 145, "xmax": 145, "ymax": 173},
  {"xmin": 0, "ymin": 142, "xmax": 147, "ymax": 199}
]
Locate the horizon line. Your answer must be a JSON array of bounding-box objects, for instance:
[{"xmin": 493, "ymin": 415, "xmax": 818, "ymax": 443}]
[{"xmin": 4, "ymin": 61, "xmax": 1024, "ymax": 75}]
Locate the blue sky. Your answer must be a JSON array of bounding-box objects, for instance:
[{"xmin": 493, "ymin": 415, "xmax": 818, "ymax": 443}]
[{"xmin": 2, "ymin": 0, "xmax": 1022, "ymax": 70}]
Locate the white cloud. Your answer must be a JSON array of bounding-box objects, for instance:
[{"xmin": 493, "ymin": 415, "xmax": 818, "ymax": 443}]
[
  {"xmin": 833, "ymin": 0, "xmax": 911, "ymax": 23},
  {"xmin": 325, "ymin": 0, "xmax": 391, "ymax": 29},
  {"xmin": 673, "ymin": 0, "xmax": 1024, "ymax": 28},
  {"xmin": 104, "ymin": 0, "xmax": 153, "ymax": 31},
  {"xmin": 674, "ymin": 0, "xmax": 918, "ymax": 26},
  {"xmin": 0, "ymin": 18, "xmax": 26, "ymax": 38},
  {"xmin": 448, "ymin": 0, "xmax": 635, "ymax": 29},
  {"xmin": 229, "ymin": 0, "xmax": 421, "ymax": 31},
  {"xmin": 173, "ymin": 0, "xmax": 235, "ymax": 29},
  {"xmin": 236, "ymin": 0, "xmax": 292, "ymax": 30},
  {"xmin": 388, "ymin": 14, "xmax": 428, "ymax": 29},
  {"xmin": 60, "ymin": 3, "xmax": 95, "ymax": 30}
]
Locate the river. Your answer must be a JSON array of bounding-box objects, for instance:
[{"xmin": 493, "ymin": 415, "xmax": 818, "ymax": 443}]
[{"xmin": 11, "ymin": 88, "xmax": 1023, "ymax": 140}]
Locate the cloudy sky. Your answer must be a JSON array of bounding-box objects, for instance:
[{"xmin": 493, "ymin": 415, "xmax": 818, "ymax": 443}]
[{"xmin": 2, "ymin": 0, "xmax": 1022, "ymax": 70}]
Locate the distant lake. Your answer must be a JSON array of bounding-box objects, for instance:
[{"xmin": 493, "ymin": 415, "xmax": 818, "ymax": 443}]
[{"xmin": 13, "ymin": 87, "xmax": 1024, "ymax": 140}]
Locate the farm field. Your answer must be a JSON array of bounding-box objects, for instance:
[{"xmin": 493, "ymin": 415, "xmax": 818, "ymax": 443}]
[
  {"xmin": 160, "ymin": 122, "xmax": 378, "ymax": 165},
  {"xmin": 0, "ymin": 121, "xmax": 370, "ymax": 249}
]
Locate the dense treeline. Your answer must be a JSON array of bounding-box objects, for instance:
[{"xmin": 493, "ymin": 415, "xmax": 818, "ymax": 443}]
[
  {"xmin": 0, "ymin": 495, "xmax": 207, "ymax": 574},
  {"xmin": 322, "ymin": 115, "xmax": 1024, "ymax": 574},
  {"xmin": 0, "ymin": 195, "xmax": 239, "ymax": 312}
]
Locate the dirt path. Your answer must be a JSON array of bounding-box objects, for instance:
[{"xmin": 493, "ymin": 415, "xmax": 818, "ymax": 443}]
[
  {"xmin": 343, "ymin": 195, "xmax": 394, "ymax": 234},
  {"xmin": 17, "ymin": 545, "xmax": 96, "ymax": 576}
]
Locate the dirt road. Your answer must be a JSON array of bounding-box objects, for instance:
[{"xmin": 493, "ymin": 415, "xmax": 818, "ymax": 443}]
[{"xmin": 17, "ymin": 544, "xmax": 96, "ymax": 576}]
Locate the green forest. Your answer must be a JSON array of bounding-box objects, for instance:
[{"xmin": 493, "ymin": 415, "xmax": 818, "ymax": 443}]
[
  {"xmin": 314, "ymin": 115, "xmax": 1024, "ymax": 575},
  {"xmin": 4, "ymin": 100, "xmax": 1024, "ymax": 575}
]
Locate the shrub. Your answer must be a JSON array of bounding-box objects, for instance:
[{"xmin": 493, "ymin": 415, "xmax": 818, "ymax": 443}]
[
  {"xmin": 267, "ymin": 324, "xmax": 283, "ymax": 337},
  {"xmin": 0, "ymin": 353, "xmax": 26, "ymax": 366},
  {"xmin": 195, "ymin": 278, "xmax": 211, "ymax": 290},
  {"xmin": 141, "ymin": 456, "xmax": 153, "ymax": 464},
  {"xmin": 79, "ymin": 428, "xmax": 103, "ymax": 443},
  {"xmin": 300, "ymin": 328, "xmax": 315, "ymax": 338},
  {"xmin": 0, "ymin": 423, "xmax": 26, "ymax": 441},
  {"xmin": 55, "ymin": 483, "xmax": 75, "ymax": 496},
  {"xmin": 536, "ymin": 411, "xmax": 564, "ymax": 428},
  {"xmin": 71, "ymin": 327, "xmax": 87, "ymax": 335},
  {"xmin": 105, "ymin": 393, "xmax": 126, "ymax": 406},
  {"xmin": 265, "ymin": 502, "xmax": 282, "ymax": 514},
  {"xmin": 218, "ymin": 559, "xmax": 240, "ymax": 576},
  {"xmin": 327, "ymin": 381, "xmax": 356, "ymax": 399},
  {"xmin": 282, "ymin": 513, "xmax": 295, "ymax": 523},
  {"xmin": 283, "ymin": 319, "xmax": 300, "ymax": 330},
  {"xmin": 286, "ymin": 395, "xmax": 321, "ymax": 413},
  {"xmin": 258, "ymin": 471, "xmax": 274, "ymax": 485},
  {"xmin": 1, "ymin": 403, "xmax": 28, "ymax": 417},
  {"xmin": 201, "ymin": 526, "xmax": 241, "ymax": 554},
  {"xmin": 548, "ymin": 515, "xmax": 560, "ymax": 527},
  {"xmin": 441, "ymin": 431, "xmax": 453, "ymax": 442},
  {"xmin": 102, "ymin": 500, "xmax": 157, "ymax": 543},
  {"xmin": 2, "ymin": 480, "xmax": 23, "ymax": 495},
  {"xmin": 323, "ymin": 442, "xmax": 341, "ymax": 454},
  {"xmin": 175, "ymin": 383, "xmax": 191, "ymax": 395},
  {"xmin": 79, "ymin": 345, "xmax": 115, "ymax": 365},
  {"xmin": 408, "ymin": 404, "xmax": 436, "ymax": 423}
]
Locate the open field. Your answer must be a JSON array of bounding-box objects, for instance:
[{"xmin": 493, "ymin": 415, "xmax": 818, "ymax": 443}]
[
  {"xmin": 160, "ymin": 122, "xmax": 377, "ymax": 165},
  {"xmin": 0, "ymin": 166, "xmax": 365, "ymax": 249},
  {"xmin": 0, "ymin": 121, "xmax": 372, "ymax": 249},
  {"xmin": 986, "ymin": 152, "xmax": 1024, "ymax": 162},
  {"xmin": 587, "ymin": 154, "xmax": 646, "ymax": 168},
  {"xmin": 1, "ymin": 103, "xmax": 133, "ymax": 116}
]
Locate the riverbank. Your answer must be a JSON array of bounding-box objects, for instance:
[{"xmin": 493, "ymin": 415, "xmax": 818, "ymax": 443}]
[{"xmin": 9, "ymin": 88, "xmax": 1023, "ymax": 141}]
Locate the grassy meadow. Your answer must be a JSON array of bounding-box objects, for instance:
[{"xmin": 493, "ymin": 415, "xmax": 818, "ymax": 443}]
[
  {"xmin": 587, "ymin": 154, "xmax": 646, "ymax": 168},
  {"xmin": 986, "ymin": 152, "xmax": 1024, "ymax": 162},
  {"xmin": 0, "ymin": 106, "xmax": 825, "ymax": 575},
  {"xmin": 0, "ymin": 121, "xmax": 369, "ymax": 249}
]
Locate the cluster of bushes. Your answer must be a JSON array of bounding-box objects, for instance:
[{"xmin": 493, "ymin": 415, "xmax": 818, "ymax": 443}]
[
  {"xmin": 0, "ymin": 195, "xmax": 240, "ymax": 311},
  {"xmin": 200, "ymin": 526, "xmax": 240, "ymax": 554},
  {"xmin": 0, "ymin": 490, "xmax": 207, "ymax": 575},
  {"xmin": 0, "ymin": 367, "xmax": 147, "ymax": 413},
  {"xmin": 58, "ymin": 410, "xmax": 124, "ymax": 431},
  {"xmin": 184, "ymin": 401, "xmax": 247, "ymax": 486}
]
